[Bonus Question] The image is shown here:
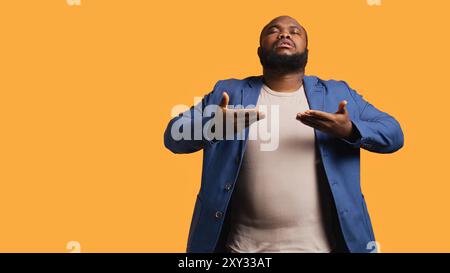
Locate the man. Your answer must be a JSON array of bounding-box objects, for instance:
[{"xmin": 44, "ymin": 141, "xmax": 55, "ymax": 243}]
[{"xmin": 164, "ymin": 15, "xmax": 404, "ymax": 253}]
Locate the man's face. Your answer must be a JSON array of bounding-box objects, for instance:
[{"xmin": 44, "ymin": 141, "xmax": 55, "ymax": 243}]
[{"xmin": 258, "ymin": 16, "xmax": 308, "ymax": 72}]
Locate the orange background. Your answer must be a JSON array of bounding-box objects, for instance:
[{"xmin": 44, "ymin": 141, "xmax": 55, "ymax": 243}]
[{"xmin": 0, "ymin": 0, "xmax": 448, "ymax": 252}]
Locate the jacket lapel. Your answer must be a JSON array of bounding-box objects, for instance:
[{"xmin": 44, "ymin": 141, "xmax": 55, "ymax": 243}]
[
  {"xmin": 242, "ymin": 76, "xmax": 263, "ymax": 108},
  {"xmin": 239, "ymin": 76, "xmax": 263, "ymax": 157},
  {"xmin": 303, "ymin": 75, "xmax": 324, "ymax": 112}
]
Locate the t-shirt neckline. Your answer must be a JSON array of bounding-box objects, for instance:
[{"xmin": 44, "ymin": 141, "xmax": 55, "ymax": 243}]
[{"xmin": 262, "ymin": 83, "xmax": 304, "ymax": 97}]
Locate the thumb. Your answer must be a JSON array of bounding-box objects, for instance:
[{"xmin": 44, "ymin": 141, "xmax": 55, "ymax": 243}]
[
  {"xmin": 336, "ymin": 100, "xmax": 348, "ymax": 114},
  {"xmin": 219, "ymin": 92, "xmax": 229, "ymax": 109}
]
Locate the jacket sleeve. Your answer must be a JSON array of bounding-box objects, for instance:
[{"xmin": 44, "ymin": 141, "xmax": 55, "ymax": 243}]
[
  {"xmin": 163, "ymin": 80, "xmax": 222, "ymax": 154},
  {"xmin": 341, "ymin": 81, "xmax": 404, "ymax": 154}
]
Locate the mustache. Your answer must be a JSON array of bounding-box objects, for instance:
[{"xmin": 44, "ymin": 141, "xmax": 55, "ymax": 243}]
[{"xmin": 274, "ymin": 38, "xmax": 295, "ymax": 49}]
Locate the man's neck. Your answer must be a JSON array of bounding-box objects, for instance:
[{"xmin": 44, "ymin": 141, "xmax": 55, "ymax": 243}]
[{"xmin": 262, "ymin": 69, "xmax": 305, "ymax": 92}]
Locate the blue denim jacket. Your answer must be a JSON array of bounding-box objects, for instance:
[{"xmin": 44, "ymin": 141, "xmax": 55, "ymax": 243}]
[{"xmin": 164, "ymin": 75, "xmax": 404, "ymax": 253}]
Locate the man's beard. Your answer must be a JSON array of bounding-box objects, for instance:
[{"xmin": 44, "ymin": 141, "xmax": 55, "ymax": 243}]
[{"xmin": 259, "ymin": 47, "xmax": 308, "ymax": 73}]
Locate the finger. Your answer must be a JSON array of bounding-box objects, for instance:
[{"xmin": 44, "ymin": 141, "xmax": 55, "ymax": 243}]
[
  {"xmin": 303, "ymin": 109, "xmax": 334, "ymax": 121},
  {"xmin": 336, "ymin": 100, "xmax": 348, "ymax": 114},
  {"xmin": 297, "ymin": 116, "xmax": 326, "ymax": 131},
  {"xmin": 229, "ymin": 109, "xmax": 263, "ymax": 132},
  {"xmin": 297, "ymin": 115, "xmax": 329, "ymax": 128},
  {"xmin": 241, "ymin": 110, "xmax": 266, "ymax": 127},
  {"xmin": 219, "ymin": 92, "xmax": 229, "ymax": 108},
  {"xmin": 256, "ymin": 110, "xmax": 265, "ymax": 121},
  {"xmin": 233, "ymin": 109, "xmax": 266, "ymax": 119},
  {"xmin": 297, "ymin": 112, "xmax": 330, "ymax": 122}
]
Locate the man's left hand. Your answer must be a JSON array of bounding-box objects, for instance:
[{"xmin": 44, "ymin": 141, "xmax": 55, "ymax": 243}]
[{"xmin": 296, "ymin": 100, "xmax": 359, "ymax": 141}]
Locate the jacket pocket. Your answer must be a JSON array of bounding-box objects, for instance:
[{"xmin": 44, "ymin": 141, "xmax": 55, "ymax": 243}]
[{"xmin": 187, "ymin": 194, "xmax": 203, "ymax": 249}]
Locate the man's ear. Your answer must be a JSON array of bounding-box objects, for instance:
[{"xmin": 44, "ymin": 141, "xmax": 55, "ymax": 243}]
[{"xmin": 257, "ymin": 47, "xmax": 261, "ymax": 58}]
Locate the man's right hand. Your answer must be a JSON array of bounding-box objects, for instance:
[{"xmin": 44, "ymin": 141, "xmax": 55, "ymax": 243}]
[{"xmin": 216, "ymin": 91, "xmax": 265, "ymax": 137}]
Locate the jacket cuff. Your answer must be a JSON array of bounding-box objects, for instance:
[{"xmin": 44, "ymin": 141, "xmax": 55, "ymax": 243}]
[{"xmin": 340, "ymin": 120, "xmax": 365, "ymax": 148}]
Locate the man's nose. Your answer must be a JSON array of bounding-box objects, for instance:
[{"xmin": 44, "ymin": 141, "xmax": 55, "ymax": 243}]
[{"xmin": 278, "ymin": 31, "xmax": 291, "ymax": 39}]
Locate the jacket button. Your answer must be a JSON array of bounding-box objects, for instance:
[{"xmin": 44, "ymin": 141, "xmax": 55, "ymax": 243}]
[
  {"xmin": 363, "ymin": 143, "xmax": 373, "ymax": 149},
  {"xmin": 340, "ymin": 209, "xmax": 349, "ymax": 215},
  {"xmin": 215, "ymin": 211, "xmax": 223, "ymax": 219},
  {"xmin": 224, "ymin": 183, "xmax": 232, "ymax": 191}
]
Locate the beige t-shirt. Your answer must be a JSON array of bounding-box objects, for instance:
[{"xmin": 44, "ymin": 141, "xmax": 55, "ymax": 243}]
[{"xmin": 225, "ymin": 83, "xmax": 337, "ymax": 253}]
